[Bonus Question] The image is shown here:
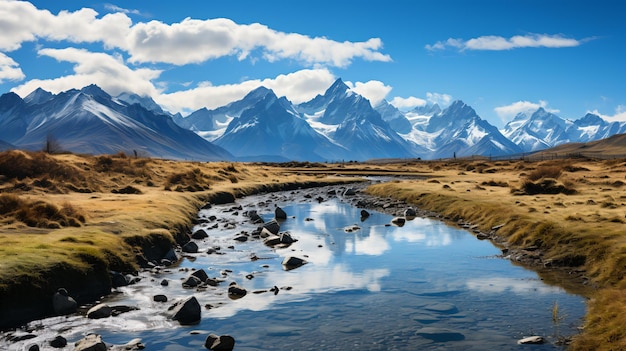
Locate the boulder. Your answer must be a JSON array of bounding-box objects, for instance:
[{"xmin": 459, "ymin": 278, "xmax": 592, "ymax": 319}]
[
  {"xmin": 282, "ymin": 256, "xmax": 307, "ymax": 270},
  {"xmin": 74, "ymin": 334, "xmax": 107, "ymax": 351},
  {"xmin": 360, "ymin": 210, "xmax": 370, "ymax": 220},
  {"xmin": 279, "ymin": 232, "xmax": 296, "ymax": 244},
  {"xmin": 517, "ymin": 336, "xmax": 545, "ymax": 345},
  {"xmin": 262, "ymin": 220, "xmax": 280, "ymax": 235},
  {"xmin": 153, "ymin": 294, "xmax": 168, "ymax": 303},
  {"xmin": 49, "ymin": 335, "xmax": 67, "ymax": 348},
  {"xmin": 52, "ymin": 288, "xmax": 77, "ymax": 315},
  {"xmin": 275, "ymin": 206, "xmax": 287, "ymax": 219},
  {"xmin": 191, "ymin": 229, "xmax": 209, "ymax": 239},
  {"xmin": 343, "ymin": 188, "xmax": 356, "ymax": 196},
  {"xmin": 182, "ymin": 275, "xmax": 203, "ymax": 288},
  {"xmin": 87, "ymin": 303, "xmax": 112, "ymax": 319},
  {"xmin": 182, "ymin": 241, "xmax": 199, "ymax": 253},
  {"xmin": 391, "ymin": 217, "xmax": 406, "ymax": 227},
  {"xmin": 162, "ymin": 248, "xmax": 178, "ymax": 264},
  {"xmin": 228, "ymin": 282, "xmax": 247, "ymax": 299},
  {"xmin": 263, "ymin": 235, "xmax": 282, "ymax": 247},
  {"xmin": 404, "ymin": 208, "xmax": 417, "ymax": 218},
  {"xmin": 110, "ymin": 271, "xmax": 129, "ymax": 288},
  {"xmin": 204, "ymin": 334, "xmax": 236, "ymax": 351},
  {"xmin": 191, "ymin": 269, "xmax": 209, "ymax": 282},
  {"xmin": 170, "ymin": 296, "xmax": 201, "ymax": 325}
]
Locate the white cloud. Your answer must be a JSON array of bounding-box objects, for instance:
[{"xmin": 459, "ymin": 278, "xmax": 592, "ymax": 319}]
[
  {"xmin": 156, "ymin": 68, "xmax": 337, "ymax": 113},
  {"xmin": 426, "ymin": 33, "xmax": 583, "ymax": 52},
  {"xmin": 426, "ymin": 92, "xmax": 452, "ymax": 106},
  {"xmin": 345, "ymin": 80, "xmax": 392, "ymax": 106},
  {"xmin": 104, "ymin": 4, "xmax": 142, "ymax": 16},
  {"xmin": 590, "ymin": 105, "xmax": 626, "ymax": 122},
  {"xmin": 0, "ymin": 52, "xmax": 25, "ymax": 83},
  {"xmin": 0, "ymin": 1, "xmax": 131, "ymax": 51},
  {"xmin": 11, "ymin": 48, "xmax": 161, "ymax": 97},
  {"xmin": 125, "ymin": 18, "xmax": 391, "ymax": 67},
  {"xmin": 389, "ymin": 96, "xmax": 427, "ymax": 110},
  {"xmin": 0, "ymin": 2, "xmax": 390, "ymax": 68},
  {"xmin": 494, "ymin": 100, "xmax": 560, "ymax": 121}
]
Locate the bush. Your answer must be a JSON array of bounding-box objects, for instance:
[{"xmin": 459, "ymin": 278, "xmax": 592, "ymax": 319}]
[
  {"xmin": 515, "ymin": 178, "xmax": 577, "ymax": 195},
  {"xmin": 526, "ymin": 166, "xmax": 563, "ymax": 181}
]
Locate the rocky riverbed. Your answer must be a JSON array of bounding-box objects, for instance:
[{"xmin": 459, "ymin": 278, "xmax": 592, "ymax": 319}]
[{"xmin": 0, "ymin": 181, "xmax": 587, "ymax": 350}]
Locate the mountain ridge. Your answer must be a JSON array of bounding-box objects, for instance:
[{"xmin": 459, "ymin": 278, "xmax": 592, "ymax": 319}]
[{"xmin": 2, "ymin": 80, "xmax": 625, "ymax": 162}]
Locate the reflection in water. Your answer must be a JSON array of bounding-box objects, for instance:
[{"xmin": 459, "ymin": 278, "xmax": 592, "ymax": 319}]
[{"xmin": 0, "ymin": 194, "xmax": 586, "ymax": 351}]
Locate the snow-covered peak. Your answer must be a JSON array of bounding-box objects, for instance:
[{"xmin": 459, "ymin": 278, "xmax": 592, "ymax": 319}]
[
  {"xmin": 80, "ymin": 84, "xmax": 111, "ymax": 100},
  {"xmin": 116, "ymin": 92, "xmax": 165, "ymax": 115},
  {"xmin": 24, "ymin": 87, "xmax": 53, "ymax": 105}
]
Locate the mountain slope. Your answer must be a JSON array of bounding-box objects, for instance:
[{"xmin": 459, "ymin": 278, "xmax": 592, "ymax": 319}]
[
  {"xmin": 0, "ymin": 86, "xmax": 232, "ymax": 161},
  {"xmin": 297, "ymin": 79, "xmax": 418, "ymax": 160},
  {"xmin": 214, "ymin": 88, "xmax": 346, "ymax": 161}
]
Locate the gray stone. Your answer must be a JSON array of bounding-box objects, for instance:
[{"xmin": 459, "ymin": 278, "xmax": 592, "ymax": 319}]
[
  {"xmin": 391, "ymin": 217, "xmax": 406, "ymax": 227},
  {"xmin": 404, "ymin": 208, "xmax": 417, "ymax": 218},
  {"xmin": 182, "ymin": 241, "xmax": 199, "ymax": 253},
  {"xmin": 171, "ymin": 296, "xmax": 201, "ymax": 325},
  {"xmin": 87, "ymin": 303, "xmax": 112, "ymax": 319},
  {"xmin": 191, "ymin": 229, "xmax": 209, "ymax": 239},
  {"xmin": 74, "ymin": 334, "xmax": 107, "ymax": 351},
  {"xmin": 262, "ymin": 220, "xmax": 280, "ymax": 235},
  {"xmin": 49, "ymin": 335, "xmax": 67, "ymax": 348},
  {"xmin": 153, "ymin": 294, "xmax": 168, "ymax": 302},
  {"xmin": 282, "ymin": 256, "xmax": 307, "ymax": 270},
  {"xmin": 204, "ymin": 334, "xmax": 235, "ymax": 351},
  {"xmin": 517, "ymin": 336, "xmax": 545, "ymax": 344},
  {"xmin": 52, "ymin": 288, "xmax": 77, "ymax": 315},
  {"xmin": 275, "ymin": 206, "xmax": 287, "ymax": 219},
  {"xmin": 344, "ymin": 188, "xmax": 356, "ymax": 196},
  {"xmin": 228, "ymin": 283, "xmax": 247, "ymax": 299}
]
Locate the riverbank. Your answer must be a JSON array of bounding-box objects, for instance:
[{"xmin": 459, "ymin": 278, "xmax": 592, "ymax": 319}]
[
  {"xmin": 0, "ymin": 151, "xmax": 361, "ymax": 328},
  {"xmin": 1, "ymin": 152, "xmax": 625, "ymax": 349}
]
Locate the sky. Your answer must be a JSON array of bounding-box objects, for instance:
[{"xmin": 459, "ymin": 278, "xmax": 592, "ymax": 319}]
[{"xmin": 0, "ymin": 0, "xmax": 624, "ymax": 128}]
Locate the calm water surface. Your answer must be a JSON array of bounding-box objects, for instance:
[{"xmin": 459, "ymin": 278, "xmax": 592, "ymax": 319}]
[{"xmin": 2, "ymin": 190, "xmax": 586, "ymax": 350}]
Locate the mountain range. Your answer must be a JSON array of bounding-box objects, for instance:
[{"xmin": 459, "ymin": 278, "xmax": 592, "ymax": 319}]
[{"xmin": 0, "ymin": 79, "xmax": 624, "ymax": 161}]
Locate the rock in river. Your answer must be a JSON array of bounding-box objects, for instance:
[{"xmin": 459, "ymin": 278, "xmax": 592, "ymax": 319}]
[
  {"xmin": 275, "ymin": 206, "xmax": 287, "ymax": 219},
  {"xmin": 170, "ymin": 296, "xmax": 201, "ymax": 325},
  {"xmin": 205, "ymin": 334, "xmax": 235, "ymax": 351},
  {"xmin": 87, "ymin": 303, "xmax": 112, "ymax": 319},
  {"xmin": 74, "ymin": 334, "xmax": 107, "ymax": 351},
  {"xmin": 282, "ymin": 256, "xmax": 307, "ymax": 270}
]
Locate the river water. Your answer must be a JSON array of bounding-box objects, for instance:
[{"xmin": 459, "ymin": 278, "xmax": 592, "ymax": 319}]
[{"xmin": 1, "ymin": 186, "xmax": 586, "ymax": 350}]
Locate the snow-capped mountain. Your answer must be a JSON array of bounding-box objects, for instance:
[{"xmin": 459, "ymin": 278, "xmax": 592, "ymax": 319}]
[
  {"xmin": 173, "ymin": 87, "xmax": 274, "ymax": 141},
  {"xmin": 296, "ymin": 79, "xmax": 418, "ymax": 160},
  {"xmin": 424, "ymin": 100, "xmax": 522, "ymax": 158},
  {"xmin": 501, "ymin": 108, "xmax": 573, "ymax": 152},
  {"xmin": 2, "ymin": 78, "xmax": 626, "ymax": 162},
  {"xmin": 0, "ymin": 85, "xmax": 232, "ymax": 161},
  {"xmin": 213, "ymin": 87, "xmax": 346, "ymax": 161},
  {"xmin": 374, "ymin": 99, "xmax": 412, "ymax": 134}
]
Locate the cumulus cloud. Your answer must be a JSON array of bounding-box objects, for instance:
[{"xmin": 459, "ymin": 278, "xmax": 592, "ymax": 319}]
[
  {"xmin": 426, "ymin": 33, "xmax": 583, "ymax": 52},
  {"xmin": 389, "ymin": 96, "xmax": 427, "ymax": 110},
  {"xmin": 104, "ymin": 4, "xmax": 142, "ymax": 16},
  {"xmin": 0, "ymin": 1, "xmax": 131, "ymax": 51},
  {"xmin": 345, "ymin": 80, "xmax": 392, "ymax": 106},
  {"xmin": 494, "ymin": 100, "xmax": 560, "ymax": 121},
  {"xmin": 11, "ymin": 48, "xmax": 161, "ymax": 97},
  {"xmin": 0, "ymin": 2, "xmax": 390, "ymax": 67},
  {"xmin": 125, "ymin": 18, "xmax": 391, "ymax": 67},
  {"xmin": 426, "ymin": 92, "xmax": 452, "ymax": 106},
  {"xmin": 590, "ymin": 105, "xmax": 626, "ymax": 122},
  {"xmin": 156, "ymin": 68, "xmax": 337, "ymax": 113},
  {"xmin": 0, "ymin": 52, "xmax": 25, "ymax": 83}
]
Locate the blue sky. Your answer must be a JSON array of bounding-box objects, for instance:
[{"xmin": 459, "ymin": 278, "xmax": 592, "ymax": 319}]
[{"xmin": 0, "ymin": 0, "xmax": 624, "ymax": 127}]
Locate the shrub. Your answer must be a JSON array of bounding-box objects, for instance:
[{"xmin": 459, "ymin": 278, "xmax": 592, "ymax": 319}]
[
  {"xmin": 526, "ymin": 166, "xmax": 563, "ymax": 181},
  {"xmin": 515, "ymin": 178, "xmax": 577, "ymax": 195}
]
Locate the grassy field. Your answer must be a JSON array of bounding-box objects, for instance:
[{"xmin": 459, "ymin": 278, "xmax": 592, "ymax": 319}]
[{"xmin": 2, "ymin": 150, "xmax": 626, "ymax": 349}]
